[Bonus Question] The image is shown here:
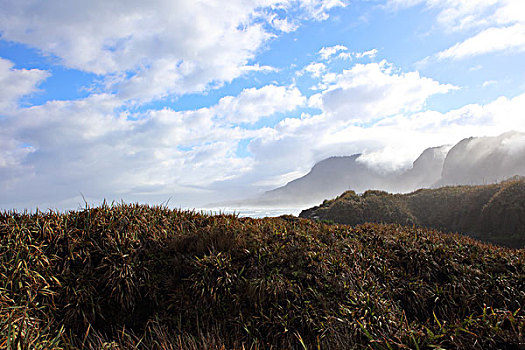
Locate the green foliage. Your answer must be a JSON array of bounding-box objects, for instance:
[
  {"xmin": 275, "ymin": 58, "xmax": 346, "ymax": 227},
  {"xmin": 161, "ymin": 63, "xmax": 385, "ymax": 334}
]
[
  {"xmin": 301, "ymin": 178, "xmax": 525, "ymax": 248},
  {"xmin": 0, "ymin": 203, "xmax": 524, "ymax": 349}
]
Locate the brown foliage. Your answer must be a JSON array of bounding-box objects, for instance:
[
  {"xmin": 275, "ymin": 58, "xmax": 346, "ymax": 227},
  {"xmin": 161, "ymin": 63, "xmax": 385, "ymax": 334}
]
[{"xmin": 1, "ymin": 203, "xmax": 524, "ymax": 349}]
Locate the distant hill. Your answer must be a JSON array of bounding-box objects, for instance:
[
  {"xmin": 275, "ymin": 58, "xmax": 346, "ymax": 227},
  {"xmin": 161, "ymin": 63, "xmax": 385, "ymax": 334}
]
[
  {"xmin": 393, "ymin": 145, "xmax": 450, "ymax": 191},
  {"xmin": 1, "ymin": 204, "xmax": 524, "ymax": 348},
  {"xmin": 237, "ymin": 131, "xmax": 525, "ymax": 207},
  {"xmin": 300, "ymin": 177, "xmax": 525, "ymax": 248},
  {"xmin": 231, "ymin": 145, "xmax": 448, "ymax": 207},
  {"xmin": 256, "ymin": 154, "xmax": 386, "ymax": 206}
]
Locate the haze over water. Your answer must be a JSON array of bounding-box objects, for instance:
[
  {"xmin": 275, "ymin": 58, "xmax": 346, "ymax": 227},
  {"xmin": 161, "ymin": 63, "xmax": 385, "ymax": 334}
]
[{"xmin": 192, "ymin": 207, "xmax": 303, "ymax": 219}]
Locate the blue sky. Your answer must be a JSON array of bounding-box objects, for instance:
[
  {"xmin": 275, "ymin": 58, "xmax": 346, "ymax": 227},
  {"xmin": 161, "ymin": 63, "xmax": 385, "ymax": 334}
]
[{"xmin": 1, "ymin": 0, "xmax": 525, "ymax": 210}]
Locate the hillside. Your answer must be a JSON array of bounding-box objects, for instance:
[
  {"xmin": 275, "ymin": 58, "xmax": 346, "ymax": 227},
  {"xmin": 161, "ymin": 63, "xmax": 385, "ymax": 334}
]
[
  {"xmin": 232, "ymin": 131, "xmax": 525, "ymax": 208},
  {"xmin": 1, "ymin": 204, "xmax": 524, "ymax": 349},
  {"xmin": 437, "ymin": 131, "xmax": 525, "ymax": 186},
  {"xmin": 227, "ymin": 146, "xmax": 448, "ymax": 208},
  {"xmin": 300, "ymin": 178, "xmax": 525, "ymax": 248},
  {"xmin": 257, "ymin": 155, "xmax": 387, "ymax": 206}
]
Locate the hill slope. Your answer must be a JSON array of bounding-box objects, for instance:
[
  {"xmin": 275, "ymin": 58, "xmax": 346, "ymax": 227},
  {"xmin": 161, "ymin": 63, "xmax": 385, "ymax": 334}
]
[
  {"xmin": 300, "ymin": 178, "xmax": 525, "ymax": 248},
  {"xmin": 235, "ymin": 131, "xmax": 525, "ymax": 208},
  {"xmin": 258, "ymin": 155, "xmax": 386, "ymax": 206},
  {"xmin": 437, "ymin": 131, "xmax": 525, "ymax": 186},
  {"xmin": 1, "ymin": 204, "xmax": 524, "ymax": 349},
  {"xmin": 236, "ymin": 146, "xmax": 448, "ymax": 208}
]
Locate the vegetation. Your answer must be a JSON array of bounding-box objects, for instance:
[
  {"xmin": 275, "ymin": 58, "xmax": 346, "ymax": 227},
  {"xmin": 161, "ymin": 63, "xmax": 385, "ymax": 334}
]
[
  {"xmin": 1, "ymin": 203, "xmax": 524, "ymax": 349},
  {"xmin": 300, "ymin": 178, "xmax": 525, "ymax": 248}
]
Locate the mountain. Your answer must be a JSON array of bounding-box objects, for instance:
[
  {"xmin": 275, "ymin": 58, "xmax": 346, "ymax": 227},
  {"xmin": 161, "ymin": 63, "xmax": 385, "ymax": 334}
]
[
  {"xmin": 393, "ymin": 145, "xmax": 450, "ymax": 191},
  {"xmin": 300, "ymin": 177, "xmax": 525, "ymax": 248},
  {"xmin": 255, "ymin": 154, "xmax": 386, "ymax": 206},
  {"xmin": 437, "ymin": 131, "xmax": 525, "ymax": 186},
  {"xmin": 241, "ymin": 144, "xmax": 449, "ymax": 207},
  {"xmin": 240, "ymin": 131, "xmax": 525, "ymax": 207}
]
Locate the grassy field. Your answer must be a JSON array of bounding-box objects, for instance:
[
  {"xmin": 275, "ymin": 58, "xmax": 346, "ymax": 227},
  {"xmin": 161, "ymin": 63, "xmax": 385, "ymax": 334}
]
[{"xmin": 1, "ymin": 203, "xmax": 524, "ymax": 349}]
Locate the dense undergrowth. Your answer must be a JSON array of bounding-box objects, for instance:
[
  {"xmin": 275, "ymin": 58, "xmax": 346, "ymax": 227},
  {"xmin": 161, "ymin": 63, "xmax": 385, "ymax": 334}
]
[
  {"xmin": 1, "ymin": 203, "xmax": 524, "ymax": 349},
  {"xmin": 300, "ymin": 178, "xmax": 525, "ymax": 248}
]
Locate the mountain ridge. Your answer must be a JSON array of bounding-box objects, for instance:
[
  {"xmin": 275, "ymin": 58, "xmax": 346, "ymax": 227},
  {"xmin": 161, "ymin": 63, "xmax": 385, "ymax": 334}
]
[{"xmin": 237, "ymin": 131, "xmax": 525, "ymax": 207}]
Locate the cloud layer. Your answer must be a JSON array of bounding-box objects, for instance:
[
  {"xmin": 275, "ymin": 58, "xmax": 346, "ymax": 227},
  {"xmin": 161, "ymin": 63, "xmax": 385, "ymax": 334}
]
[
  {"xmin": 0, "ymin": 58, "xmax": 50, "ymax": 112},
  {"xmin": 0, "ymin": 0, "xmax": 345, "ymax": 103},
  {"xmin": 0, "ymin": 0, "xmax": 524, "ymax": 210}
]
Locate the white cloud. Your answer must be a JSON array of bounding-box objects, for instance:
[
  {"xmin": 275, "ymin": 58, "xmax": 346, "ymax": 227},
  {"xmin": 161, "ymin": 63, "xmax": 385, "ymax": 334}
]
[
  {"xmin": 355, "ymin": 48, "xmax": 378, "ymax": 59},
  {"xmin": 267, "ymin": 14, "xmax": 299, "ymax": 33},
  {"xmin": 392, "ymin": 0, "xmax": 525, "ymax": 60},
  {"xmin": 2, "ymin": 0, "xmax": 523, "ymax": 209},
  {"xmin": 298, "ymin": 0, "xmax": 347, "ymax": 21},
  {"xmin": 0, "ymin": 83, "xmax": 307, "ymax": 208},
  {"xmin": 241, "ymin": 64, "xmax": 280, "ymax": 73},
  {"xmin": 318, "ymin": 47, "xmax": 378, "ymax": 62},
  {"xmin": 317, "ymin": 60, "xmax": 456, "ymax": 121},
  {"xmin": 336, "ymin": 52, "xmax": 353, "ymax": 60},
  {"xmin": 300, "ymin": 62, "xmax": 327, "ymax": 77},
  {"xmin": 2, "ymin": 48, "xmax": 525, "ymax": 209},
  {"xmin": 215, "ymin": 85, "xmax": 306, "ymax": 124},
  {"xmin": 432, "ymin": 0, "xmax": 501, "ymax": 31},
  {"xmin": 0, "ymin": 1, "xmax": 269, "ymax": 75},
  {"xmin": 318, "ymin": 45, "xmax": 348, "ymax": 60},
  {"xmin": 437, "ymin": 23, "xmax": 525, "ymax": 60},
  {"xmin": 389, "ymin": 0, "xmax": 504, "ymax": 31},
  {"xmin": 494, "ymin": 0, "xmax": 525, "ymax": 25},
  {"xmin": 248, "ymin": 92, "xmax": 525, "ymax": 181},
  {"xmin": 0, "ymin": 97, "xmax": 254, "ymax": 208},
  {"xmin": 242, "ymin": 61, "xmax": 460, "ymax": 179},
  {"xmin": 0, "ymin": 58, "xmax": 50, "ymax": 112},
  {"xmin": 0, "ymin": 0, "xmax": 344, "ymax": 104},
  {"xmin": 482, "ymin": 80, "xmax": 497, "ymax": 88}
]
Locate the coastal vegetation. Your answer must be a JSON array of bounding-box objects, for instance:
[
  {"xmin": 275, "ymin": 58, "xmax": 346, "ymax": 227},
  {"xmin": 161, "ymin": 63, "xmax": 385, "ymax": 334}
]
[
  {"xmin": 1, "ymin": 203, "xmax": 524, "ymax": 349},
  {"xmin": 300, "ymin": 177, "xmax": 525, "ymax": 249}
]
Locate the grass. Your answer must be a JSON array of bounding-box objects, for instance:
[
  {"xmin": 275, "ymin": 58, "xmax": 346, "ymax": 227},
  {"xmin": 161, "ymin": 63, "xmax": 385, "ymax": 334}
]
[{"xmin": 0, "ymin": 203, "xmax": 524, "ymax": 349}]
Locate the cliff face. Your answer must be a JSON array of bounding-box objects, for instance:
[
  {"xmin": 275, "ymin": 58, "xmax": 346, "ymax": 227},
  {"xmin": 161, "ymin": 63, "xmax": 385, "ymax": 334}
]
[
  {"xmin": 300, "ymin": 178, "xmax": 525, "ymax": 248},
  {"xmin": 225, "ymin": 131, "xmax": 525, "ymax": 209},
  {"xmin": 437, "ymin": 131, "xmax": 525, "ymax": 186},
  {"xmin": 257, "ymin": 147, "xmax": 448, "ymax": 206},
  {"xmin": 396, "ymin": 145, "xmax": 449, "ymax": 191},
  {"xmin": 261, "ymin": 131, "xmax": 525, "ymax": 207}
]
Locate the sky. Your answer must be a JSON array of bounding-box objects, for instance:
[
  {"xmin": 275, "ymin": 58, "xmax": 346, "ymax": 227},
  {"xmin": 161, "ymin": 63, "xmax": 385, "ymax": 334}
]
[{"xmin": 1, "ymin": 0, "xmax": 525, "ymax": 211}]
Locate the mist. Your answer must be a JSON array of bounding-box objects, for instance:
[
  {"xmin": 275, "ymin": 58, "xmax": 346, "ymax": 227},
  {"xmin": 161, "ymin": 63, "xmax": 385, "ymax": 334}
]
[{"xmin": 227, "ymin": 131, "xmax": 525, "ymax": 208}]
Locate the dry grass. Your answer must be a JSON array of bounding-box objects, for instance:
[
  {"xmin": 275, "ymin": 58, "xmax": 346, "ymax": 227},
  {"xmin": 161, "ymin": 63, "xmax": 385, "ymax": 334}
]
[{"xmin": 1, "ymin": 203, "xmax": 524, "ymax": 349}]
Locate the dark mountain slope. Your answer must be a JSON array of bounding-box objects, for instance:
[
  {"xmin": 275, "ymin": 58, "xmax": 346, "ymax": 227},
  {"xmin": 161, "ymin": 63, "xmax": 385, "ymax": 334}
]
[
  {"xmin": 437, "ymin": 131, "xmax": 525, "ymax": 186},
  {"xmin": 394, "ymin": 145, "xmax": 449, "ymax": 191},
  {"xmin": 300, "ymin": 178, "xmax": 525, "ymax": 248},
  {"xmin": 250, "ymin": 146, "xmax": 448, "ymax": 207}
]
